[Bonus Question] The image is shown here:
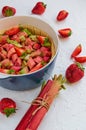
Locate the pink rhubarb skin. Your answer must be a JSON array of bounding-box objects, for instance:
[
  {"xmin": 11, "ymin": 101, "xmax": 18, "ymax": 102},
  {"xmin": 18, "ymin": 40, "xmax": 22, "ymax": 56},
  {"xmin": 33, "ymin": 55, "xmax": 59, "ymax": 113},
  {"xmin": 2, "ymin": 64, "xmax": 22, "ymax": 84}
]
[{"xmin": 15, "ymin": 80, "xmax": 53, "ymax": 130}]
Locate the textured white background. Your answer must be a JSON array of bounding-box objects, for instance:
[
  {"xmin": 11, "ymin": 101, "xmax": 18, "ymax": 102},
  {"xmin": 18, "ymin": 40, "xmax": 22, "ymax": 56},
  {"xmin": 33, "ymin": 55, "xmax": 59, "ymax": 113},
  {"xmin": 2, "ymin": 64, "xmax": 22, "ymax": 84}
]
[{"xmin": 0, "ymin": 0, "xmax": 86, "ymax": 130}]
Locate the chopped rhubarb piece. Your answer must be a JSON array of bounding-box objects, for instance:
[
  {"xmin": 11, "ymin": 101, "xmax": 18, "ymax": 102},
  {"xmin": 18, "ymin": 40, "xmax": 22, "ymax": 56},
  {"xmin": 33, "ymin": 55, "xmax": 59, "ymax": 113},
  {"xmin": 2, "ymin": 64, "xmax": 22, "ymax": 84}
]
[
  {"xmin": 11, "ymin": 35, "xmax": 20, "ymax": 42},
  {"xmin": 11, "ymin": 66, "xmax": 21, "ymax": 72},
  {"xmin": 17, "ymin": 31, "xmax": 28, "ymax": 38},
  {"xmin": 7, "ymin": 47, "xmax": 16, "ymax": 59},
  {"xmin": 29, "ymin": 62, "xmax": 43, "ymax": 73},
  {"xmin": 19, "ymin": 66, "xmax": 29, "ymax": 74},
  {"xmin": 42, "ymin": 50, "xmax": 51, "ymax": 57},
  {"xmin": 24, "ymin": 38, "xmax": 32, "ymax": 46},
  {"xmin": 43, "ymin": 56, "xmax": 50, "ymax": 62},
  {"xmin": 0, "ymin": 68, "xmax": 9, "ymax": 74},
  {"xmin": 30, "ymin": 49, "xmax": 41, "ymax": 57},
  {"xmin": 34, "ymin": 56, "xmax": 43, "ymax": 63},
  {"xmin": 14, "ymin": 57, "xmax": 22, "ymax": 66},
  {"xmin": 33, "ymin": 43, "xmax": 41, "ymax": 50},
  {"xmin": 27, "ymin": 57, "xmax": 36, "ymax": 70},
  {"xmin": 0, "ymin": 35, "xmax": 8, "ymax": 44},
  {"xmin": 0, "ymin": 59, "xmax": 13, "ymax": 69},
  {"xmin": 11, "ymin": 53, "xmax": 18, "ymax": 63},
  {"xmin": 2, "ymin": 43, "xmax": 14, "ymax": 51}
]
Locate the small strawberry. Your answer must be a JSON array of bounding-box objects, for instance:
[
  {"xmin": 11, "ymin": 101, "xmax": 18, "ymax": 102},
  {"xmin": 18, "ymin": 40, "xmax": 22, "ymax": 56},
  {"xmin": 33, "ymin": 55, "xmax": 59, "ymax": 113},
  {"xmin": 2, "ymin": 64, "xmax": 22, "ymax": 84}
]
[
  {"xmin": 57, "ymin": 10, "xmax": 69, "ymax": 21},
  {"xmin": 2, "ymin": 6, "xmax": 16, "ymax": 17},
  {"xmin": 58, "ymin": 28, "xmax": 72, "ymax": 38},
  {"xmin": 0, "ymin": 98, "xmax": 16, "ymax": 117},
  {"xmin": 71, "ymin": 44, "xmax": 82, "ymax": 58},
  {"xmin": 65, "ymin": 62, "xmax": 85, "ymax": 83},
  {"xmin": 31, "ymin": 2, "xmax": 47, "ymax": 15}
]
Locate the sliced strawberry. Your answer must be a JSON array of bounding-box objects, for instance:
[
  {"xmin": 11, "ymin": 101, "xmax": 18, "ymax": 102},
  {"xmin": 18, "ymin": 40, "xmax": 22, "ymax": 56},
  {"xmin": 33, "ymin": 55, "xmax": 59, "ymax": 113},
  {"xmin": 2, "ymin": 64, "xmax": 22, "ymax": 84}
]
[
  {"xmin": 58, "ymin": 28, "xmax": 72, "ymax": 38},
  {"xmin": 5, "ymin": 26, "xmax": 20, "ymax": 36},
  {"xmin": 37, "ymin": 36, "xmax": 47, "ymax": 44},
  {"xmin": 74, "ymin": 56, "xmax": 86, "ymax": 63},
  {"xmin": 15, "ymin": 46, "xmax": 26, "ymax": 56},
  {"xmin": 71, "ymin": 44, "xmax": 82, "ymax": 58}
]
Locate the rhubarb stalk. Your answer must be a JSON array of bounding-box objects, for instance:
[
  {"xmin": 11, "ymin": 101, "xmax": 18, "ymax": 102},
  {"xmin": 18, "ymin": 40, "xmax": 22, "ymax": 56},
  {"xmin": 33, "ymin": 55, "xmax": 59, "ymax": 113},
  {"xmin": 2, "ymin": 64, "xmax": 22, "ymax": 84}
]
[{"xmin": 15, "ymin": 74, "xmax": 65, "ymax": 130}]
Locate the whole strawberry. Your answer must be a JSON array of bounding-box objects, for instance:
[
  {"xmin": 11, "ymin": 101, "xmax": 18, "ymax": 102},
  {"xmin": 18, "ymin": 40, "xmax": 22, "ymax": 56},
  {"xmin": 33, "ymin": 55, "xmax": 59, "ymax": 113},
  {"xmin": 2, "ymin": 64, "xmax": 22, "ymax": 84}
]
[
  {"xmin": 31, "ymin": 2, "xmax": 47, "ymax": 15},
  {"xmin": 0, "ymin": 98, "xmax": 16, "ymax": 117},
  {"xmin": 2, "ymin": 6, "xmax": 16, "ymax": 17},
  {"xmin": 65, "ymin": 62, "xmax": 85, "ymax": 83}
]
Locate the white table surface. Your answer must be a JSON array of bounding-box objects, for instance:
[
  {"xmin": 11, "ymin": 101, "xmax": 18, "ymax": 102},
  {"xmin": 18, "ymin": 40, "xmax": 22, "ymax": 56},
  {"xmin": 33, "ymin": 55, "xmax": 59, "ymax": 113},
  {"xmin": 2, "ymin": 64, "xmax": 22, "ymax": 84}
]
[{"xmin": 0, "ymin": 0, "xmax": 86, "ymax": 130}]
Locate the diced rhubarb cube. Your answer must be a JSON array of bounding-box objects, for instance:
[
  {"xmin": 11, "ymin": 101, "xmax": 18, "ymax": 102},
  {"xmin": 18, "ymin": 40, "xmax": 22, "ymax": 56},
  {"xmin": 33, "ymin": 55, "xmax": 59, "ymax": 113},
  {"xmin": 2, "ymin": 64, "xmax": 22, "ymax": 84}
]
[
  {"xmin": 0, "ymin": 35, "xmax": 8, "ymax": 44},
  {"xmin": 1, "ymin": 59, "xmax": 13, "ymax": 69},
  {"xmin": 34, "ymin": 56, "xmax": 43, "ymax": 63},
  {"xmin": 42, "ymin": 50, "xmax": 51, "ymax": 57},
  {"xmin": 7, "ymin": 47, "xmax": 16, "ymax": 59},
  {"xmin": 19, "ymin": 66, "xmax": 29, "ymax": 74},
  {"xmin": 25, "ymin": 45, "xmax": 33, "ymax": 53},
  {"xmin": 11, "ymin": 35, "xmax": 20, "ymax": 42},
  {"xmin": 14, "ymin": 57, "xmax": 22, "ymax": 66},
  {"xmin": 30, "ymin": 49, "xmax": 41, "ymax": 57},
  {"xmin": 43, "ymin": 56, "xmax": 50, "ymax": 62},
  {"xmin": 24, "ymin": 38, "xmax": 32, "ymax": 46},
  {"xmin": 2, "ymin": 43, "xmax": 14, "ymax": 51},
  {"xmin": 11, "ymin": 53, "xmax": 18, "ymax": 63},
  {"xmin": 27, "ymin": 57, "xmax": 36, "ymax": 70},
  {"xmin": 11, "ymin": 66, "xmax": 21, "ymax": 72},
  {"xmin": 41, "ymin": 46, "xmax": 50, "ymax": 52},
  {"xmin": 33, "ymin": 43, "xmax": 41, "ymax": 50},
  {"xmin": 17, "ymin": 31, "xmax": 28, "ymax": 37}
]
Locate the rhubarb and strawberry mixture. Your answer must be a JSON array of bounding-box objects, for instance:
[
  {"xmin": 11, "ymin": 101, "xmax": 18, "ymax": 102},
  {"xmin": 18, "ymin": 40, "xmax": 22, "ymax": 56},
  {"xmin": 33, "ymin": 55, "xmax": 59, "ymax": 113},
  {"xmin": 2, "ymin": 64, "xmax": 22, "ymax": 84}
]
[{"xmin": 0, "ymin": 25, "xmax": 55, "ymax": 75}]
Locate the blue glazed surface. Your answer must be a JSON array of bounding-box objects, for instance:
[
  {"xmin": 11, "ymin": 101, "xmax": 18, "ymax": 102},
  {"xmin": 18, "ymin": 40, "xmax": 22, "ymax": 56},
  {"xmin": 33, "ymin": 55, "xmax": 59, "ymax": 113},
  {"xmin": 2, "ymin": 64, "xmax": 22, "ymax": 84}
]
[{"xmin": 0, "ymin": 56, "xmax": 57, "ymax": 91}]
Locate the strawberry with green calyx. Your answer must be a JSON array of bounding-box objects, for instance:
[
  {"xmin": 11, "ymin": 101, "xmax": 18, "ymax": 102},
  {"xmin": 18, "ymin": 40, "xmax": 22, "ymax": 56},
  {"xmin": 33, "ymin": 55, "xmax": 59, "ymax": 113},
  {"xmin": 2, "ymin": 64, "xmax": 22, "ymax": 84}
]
[
  {"xmin": 0, "ymin": 98, "xmax": 16, "ymax": 117},
  {"xmin": 31, "ymin": 2, "xmax": 47, "ymax": 15},
  {"xmin": 2, "ymin": 6, "xmax": 16, "ymax": 17},
  {"xmin": 58, "ymin": 28, "xmax": 72, "ymax": 38},
  {"xmin": 65, "ymin": 62, "xmax": 85, "ymax": 83}
]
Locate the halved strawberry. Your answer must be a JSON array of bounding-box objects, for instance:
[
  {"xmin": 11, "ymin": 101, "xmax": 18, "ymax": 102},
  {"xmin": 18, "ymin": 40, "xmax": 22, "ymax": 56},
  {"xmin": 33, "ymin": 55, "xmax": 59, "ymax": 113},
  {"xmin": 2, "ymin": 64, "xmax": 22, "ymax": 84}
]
[{"xmin": 58, "ymin": 28, "xmax": 72, "ymax": 38}]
